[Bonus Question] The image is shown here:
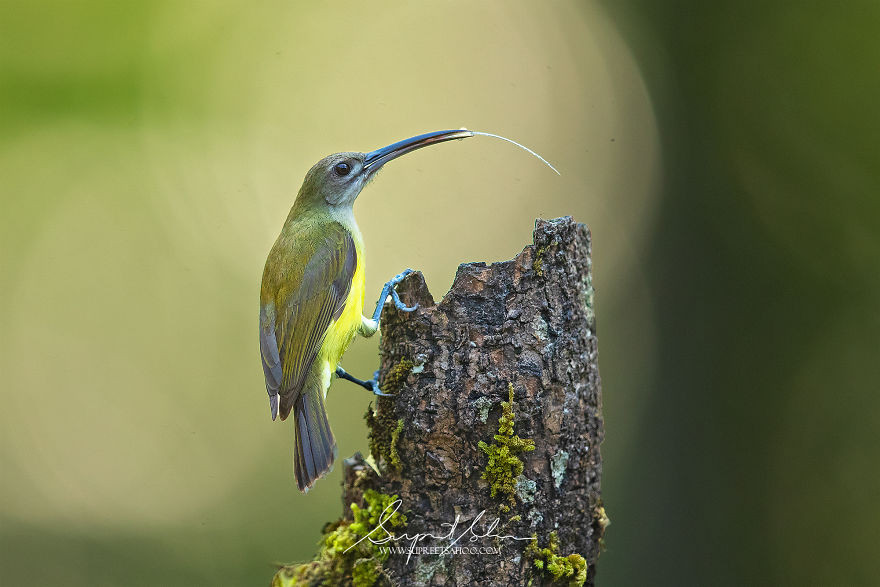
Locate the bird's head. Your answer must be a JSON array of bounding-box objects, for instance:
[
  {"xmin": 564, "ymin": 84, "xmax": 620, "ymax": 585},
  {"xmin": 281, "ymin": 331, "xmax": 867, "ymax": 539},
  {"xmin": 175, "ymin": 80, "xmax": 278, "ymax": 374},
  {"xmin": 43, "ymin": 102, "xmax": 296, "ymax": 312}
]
[{"xmin": 293, "ymin": 129, "xmax": 474, "ymax": 212}]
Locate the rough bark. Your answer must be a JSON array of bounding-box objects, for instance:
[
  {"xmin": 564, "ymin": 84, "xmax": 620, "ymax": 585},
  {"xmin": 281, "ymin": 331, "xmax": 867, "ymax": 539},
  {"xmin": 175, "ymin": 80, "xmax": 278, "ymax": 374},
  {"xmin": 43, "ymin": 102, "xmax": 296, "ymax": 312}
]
[{"xmin": 274, "ymin": 216, "xmax": 605, "ymax": 587}]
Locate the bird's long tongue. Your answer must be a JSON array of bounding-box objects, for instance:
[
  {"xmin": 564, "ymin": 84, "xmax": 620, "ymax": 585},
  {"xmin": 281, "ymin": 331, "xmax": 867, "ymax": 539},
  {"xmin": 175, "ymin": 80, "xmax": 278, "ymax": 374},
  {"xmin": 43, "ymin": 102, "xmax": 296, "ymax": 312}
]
[
  {"xmin": 363, "ymin": 129, "xmax": 474, "ymax": 175},
  {"xmin": 363, "ymin": 128, "xmax": 559, "ymax": 176}
]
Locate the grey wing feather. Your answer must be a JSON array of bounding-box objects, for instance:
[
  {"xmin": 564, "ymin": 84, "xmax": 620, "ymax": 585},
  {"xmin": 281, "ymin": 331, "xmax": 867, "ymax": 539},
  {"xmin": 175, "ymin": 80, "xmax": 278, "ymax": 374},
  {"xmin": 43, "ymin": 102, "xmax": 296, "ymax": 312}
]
[{"xmin": 260, "ymin": 303, "xmax": 283, "ymax": 420}]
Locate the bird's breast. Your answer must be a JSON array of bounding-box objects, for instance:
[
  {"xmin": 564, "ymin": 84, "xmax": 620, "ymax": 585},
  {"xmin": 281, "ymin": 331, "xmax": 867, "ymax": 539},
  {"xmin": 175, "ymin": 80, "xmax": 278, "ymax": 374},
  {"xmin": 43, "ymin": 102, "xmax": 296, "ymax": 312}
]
[{"xmin": 318, "ymin": 239, "xmax": 366, "ymax": 380}]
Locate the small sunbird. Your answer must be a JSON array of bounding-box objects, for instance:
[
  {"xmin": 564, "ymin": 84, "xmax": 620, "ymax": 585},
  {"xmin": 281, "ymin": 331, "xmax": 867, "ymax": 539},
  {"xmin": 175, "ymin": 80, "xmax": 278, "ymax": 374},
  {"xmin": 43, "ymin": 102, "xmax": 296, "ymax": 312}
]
[
  {"xmin": 260, "ymin": 129, "xmax": 557, "ymax": 491},
  {"xmin": 260, "ymin": 129, "xmax": 474, "ymax": 491}
]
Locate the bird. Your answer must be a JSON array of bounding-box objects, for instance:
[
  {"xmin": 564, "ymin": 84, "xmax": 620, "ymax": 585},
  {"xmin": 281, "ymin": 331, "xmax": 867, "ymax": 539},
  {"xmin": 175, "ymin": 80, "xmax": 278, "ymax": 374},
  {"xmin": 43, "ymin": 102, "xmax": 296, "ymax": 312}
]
[{"xmin": 259, "ymin": 129, "xmax": 474, "ymax": 491}]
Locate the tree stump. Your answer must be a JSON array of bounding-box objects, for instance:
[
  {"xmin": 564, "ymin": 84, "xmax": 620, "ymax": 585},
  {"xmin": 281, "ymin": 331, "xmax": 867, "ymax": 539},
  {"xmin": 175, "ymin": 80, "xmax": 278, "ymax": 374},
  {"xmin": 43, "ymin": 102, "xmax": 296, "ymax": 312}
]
[{"xmin": 273, "ymin": 216, "xmax": 606, "ymax": 587}]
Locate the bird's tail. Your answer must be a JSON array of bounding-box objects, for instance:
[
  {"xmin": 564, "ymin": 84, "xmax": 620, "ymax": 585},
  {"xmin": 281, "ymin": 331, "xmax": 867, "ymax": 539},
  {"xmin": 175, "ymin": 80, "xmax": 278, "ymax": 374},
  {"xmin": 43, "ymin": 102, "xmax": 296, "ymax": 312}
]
[{"xmin": 292, "ymin": 374, "xmax": 337, "ymax": 492}]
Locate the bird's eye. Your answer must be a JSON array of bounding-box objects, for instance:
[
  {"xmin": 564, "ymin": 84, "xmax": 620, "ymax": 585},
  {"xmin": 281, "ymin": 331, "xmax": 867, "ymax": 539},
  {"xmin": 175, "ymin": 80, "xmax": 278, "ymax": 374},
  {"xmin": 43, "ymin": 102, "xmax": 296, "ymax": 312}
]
[{"xmin": 334, "ymin": 162, "xmax": 351, "ymax": 177}]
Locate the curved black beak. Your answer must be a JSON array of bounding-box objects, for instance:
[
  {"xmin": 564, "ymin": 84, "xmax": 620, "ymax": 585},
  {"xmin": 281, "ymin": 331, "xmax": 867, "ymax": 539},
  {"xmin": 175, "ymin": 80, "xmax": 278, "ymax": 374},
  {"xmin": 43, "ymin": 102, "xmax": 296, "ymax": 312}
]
[{"xmin": 363, "ymin": 129, "xmax": 473, "ymax": 176}]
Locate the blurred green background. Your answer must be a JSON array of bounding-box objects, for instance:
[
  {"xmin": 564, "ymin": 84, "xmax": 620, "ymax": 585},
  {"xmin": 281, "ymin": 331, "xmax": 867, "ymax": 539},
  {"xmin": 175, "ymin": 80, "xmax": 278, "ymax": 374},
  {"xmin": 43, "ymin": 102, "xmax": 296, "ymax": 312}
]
[{"xmin": 0, "ymin": 1, "xmax": 876, "ymax": 585}]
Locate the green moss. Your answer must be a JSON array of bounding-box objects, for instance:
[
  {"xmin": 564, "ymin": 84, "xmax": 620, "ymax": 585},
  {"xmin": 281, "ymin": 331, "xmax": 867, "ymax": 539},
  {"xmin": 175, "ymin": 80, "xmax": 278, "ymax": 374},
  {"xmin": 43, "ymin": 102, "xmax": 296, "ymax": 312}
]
[
  {"xmin": 271, "ymin": 560, "xmax": 322, "ymax": 587},
  {"xmin": 352, "ymin": 558, "xmax": 382, "ymax": 587},
  {"xmin": 388, "ymin": 419, "xmax": 403, "ymax": 471},
  {"xmin": 272, "ymin": 489, "xmax": 407, "ymax": 586},
  {"xmin": 366, "ymin": 402, "xmax": 395, "ymax": 472},
  {"xmin": 478, "ymin": 383, "xmax": 535, "ymax": 505},
  {"xmin": 365, "ymin": 359, "xmax": 415, "ymax": 474},
  {"xmin": 382, "ymin": 359, "xmax": 414, "ymax": 394},
  {"xmin": 596, "ymin": 503, "xmax": 610, "ymax": 534},
  {"xmin": 594, "ymin": 501, "xmax": 610, "ymax": 551},
  {"xmin": 533, "ymin": 245, "xmax": 548, "ymax": 277},
  {"xmin": 527, "ymin": 531, "xmax": 588, "ymax": 587}
]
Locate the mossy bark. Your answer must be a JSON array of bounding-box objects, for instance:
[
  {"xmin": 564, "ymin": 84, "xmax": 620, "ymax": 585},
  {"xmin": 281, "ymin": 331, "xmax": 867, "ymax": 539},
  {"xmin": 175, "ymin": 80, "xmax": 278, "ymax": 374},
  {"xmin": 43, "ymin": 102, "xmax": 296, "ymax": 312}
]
[{"xmin": 278, "ymin": 216, "xmax": 605, "ymax": 586}]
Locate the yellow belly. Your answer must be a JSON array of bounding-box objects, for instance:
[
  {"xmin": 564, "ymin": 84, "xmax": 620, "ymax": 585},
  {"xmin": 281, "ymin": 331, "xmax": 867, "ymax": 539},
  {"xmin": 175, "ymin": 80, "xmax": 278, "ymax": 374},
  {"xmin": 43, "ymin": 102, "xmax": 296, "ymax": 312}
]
[{"xmin": 316, "ymin": 243, "xmax": 366, "ymax": 397}]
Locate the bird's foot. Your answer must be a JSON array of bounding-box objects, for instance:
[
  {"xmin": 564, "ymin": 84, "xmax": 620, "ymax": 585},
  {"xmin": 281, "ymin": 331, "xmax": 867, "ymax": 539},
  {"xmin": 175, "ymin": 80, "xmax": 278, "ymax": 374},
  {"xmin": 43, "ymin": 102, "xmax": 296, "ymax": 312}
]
[
  {"xmin": 368, "ymin": 370, "xmax": 395, "ymax": 397},
  {"xmin": 336, "ymin": 367, "xmax": 395, "ymax": 397},
  {"xmin": 386, "ymin": 269, "xmax": 419, "ymax": 312},
  {"xmin": 371, "ymin": 269, "xmax": 419, "ymax": 322}
]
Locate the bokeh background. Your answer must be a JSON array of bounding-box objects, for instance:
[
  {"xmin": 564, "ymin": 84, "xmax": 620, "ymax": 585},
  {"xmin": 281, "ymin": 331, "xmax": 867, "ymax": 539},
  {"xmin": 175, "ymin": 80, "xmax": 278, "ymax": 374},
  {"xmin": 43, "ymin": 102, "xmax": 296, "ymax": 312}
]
[{"xmin": 1, "ymin": 1, "xmax": 876, "ymax": 585}]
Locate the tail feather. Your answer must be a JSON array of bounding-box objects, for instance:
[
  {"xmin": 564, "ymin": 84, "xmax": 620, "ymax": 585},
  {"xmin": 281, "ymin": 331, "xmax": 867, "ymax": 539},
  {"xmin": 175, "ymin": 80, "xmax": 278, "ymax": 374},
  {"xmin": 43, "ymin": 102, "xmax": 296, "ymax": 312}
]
[{"xmin": 293, "ymin": 377, "xmax": 337, "ymax": 492}]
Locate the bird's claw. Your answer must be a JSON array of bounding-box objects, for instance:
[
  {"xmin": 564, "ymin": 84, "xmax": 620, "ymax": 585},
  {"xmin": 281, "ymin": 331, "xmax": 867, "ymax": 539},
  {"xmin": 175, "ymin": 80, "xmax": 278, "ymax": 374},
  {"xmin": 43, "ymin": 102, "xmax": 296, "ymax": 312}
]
[
  {"xmin": 381, "ymin": 268, "xmax": 418, "ymax": 312},
  {"xmin": 371, "ymin": 268, "xmax": 419, "ymax": 323},
  {"xmin": 389, "ymin": 268, "xmax": 413, "ymax": 285},
  {"xmin": 390, "ymin": 287, "xmax": 419, "ymax": 312},
  {"xmin": 370, "ymin": 371, "xmax": 395, "ymax": 397}
]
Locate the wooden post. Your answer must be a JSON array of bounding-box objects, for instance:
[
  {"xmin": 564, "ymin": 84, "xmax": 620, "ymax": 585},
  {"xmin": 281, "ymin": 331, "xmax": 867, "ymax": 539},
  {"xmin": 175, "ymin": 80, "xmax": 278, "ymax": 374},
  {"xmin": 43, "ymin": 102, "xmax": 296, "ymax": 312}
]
[{"xmin": 273, "ymin": 217, "xmax": 606, "ymax": 586}]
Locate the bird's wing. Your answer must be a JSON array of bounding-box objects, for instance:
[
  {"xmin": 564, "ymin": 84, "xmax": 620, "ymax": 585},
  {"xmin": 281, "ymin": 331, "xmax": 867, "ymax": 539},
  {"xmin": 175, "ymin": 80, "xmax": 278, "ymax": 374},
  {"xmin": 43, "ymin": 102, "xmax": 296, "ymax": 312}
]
[
  {"xmin": 260, "ymin": 223, "xmax": 357, "ymax": 421},
  {"xmin": 259, "ymin": 302, "xmax": 283, "ymax": 419}
]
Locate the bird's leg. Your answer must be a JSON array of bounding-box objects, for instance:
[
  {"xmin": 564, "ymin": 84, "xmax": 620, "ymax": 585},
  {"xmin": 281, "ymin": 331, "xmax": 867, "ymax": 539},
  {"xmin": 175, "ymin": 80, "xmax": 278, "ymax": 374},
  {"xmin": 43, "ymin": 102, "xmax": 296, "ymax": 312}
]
[
  {"xmin": 358, "ymin": 269, "xmax": 418, "ymax": 338},
  {"xmin": 347, "ymin": 270, "xmax": 417, "ymax": 396},
  {"xmin": 335, "ymin": 366, "xmax": 394, "ymax": 397},
  {"xmin": 371, "ymin": 268, "xmax": 419, "ymax": 324}
]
